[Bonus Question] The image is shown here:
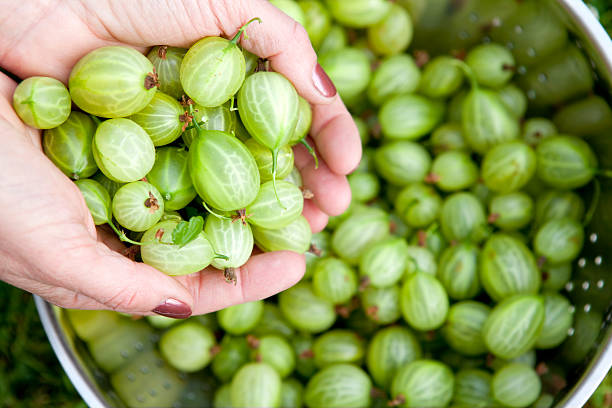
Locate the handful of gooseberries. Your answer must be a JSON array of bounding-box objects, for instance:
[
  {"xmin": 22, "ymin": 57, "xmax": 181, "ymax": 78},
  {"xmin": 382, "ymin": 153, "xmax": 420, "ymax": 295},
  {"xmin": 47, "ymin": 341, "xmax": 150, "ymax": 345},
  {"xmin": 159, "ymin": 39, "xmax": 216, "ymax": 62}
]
[{"xmin": 13, "ymin": 19, "xmax": 315, "ymax": 282}]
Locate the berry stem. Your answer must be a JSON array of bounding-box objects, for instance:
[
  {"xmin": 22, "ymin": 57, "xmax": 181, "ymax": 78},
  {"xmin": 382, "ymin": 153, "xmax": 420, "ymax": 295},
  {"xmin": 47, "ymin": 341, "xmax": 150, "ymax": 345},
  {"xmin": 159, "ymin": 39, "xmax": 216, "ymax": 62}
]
[
  {"xmin": 300, "ymin": 138, "xmax": 319, "ymax": 169},
  {"xmin": 230, "ymin": 18, "xmax": 262, "ymax": 46}
]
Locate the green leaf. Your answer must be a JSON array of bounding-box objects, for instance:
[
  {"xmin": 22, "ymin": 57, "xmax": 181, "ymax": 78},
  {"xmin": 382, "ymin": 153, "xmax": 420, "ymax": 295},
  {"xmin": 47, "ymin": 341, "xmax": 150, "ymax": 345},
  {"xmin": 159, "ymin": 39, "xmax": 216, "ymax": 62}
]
[{"xmin": 172, "ymin": 216, "xmax": 204, "ymax": 247}]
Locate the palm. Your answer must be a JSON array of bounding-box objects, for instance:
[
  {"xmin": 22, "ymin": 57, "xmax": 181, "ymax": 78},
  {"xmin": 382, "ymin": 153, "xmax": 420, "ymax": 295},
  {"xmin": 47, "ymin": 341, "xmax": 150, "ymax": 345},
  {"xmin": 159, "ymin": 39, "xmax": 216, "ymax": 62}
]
[{"xmin": 0, "ymin": 0, "xmax": 361, "ymax": 316}]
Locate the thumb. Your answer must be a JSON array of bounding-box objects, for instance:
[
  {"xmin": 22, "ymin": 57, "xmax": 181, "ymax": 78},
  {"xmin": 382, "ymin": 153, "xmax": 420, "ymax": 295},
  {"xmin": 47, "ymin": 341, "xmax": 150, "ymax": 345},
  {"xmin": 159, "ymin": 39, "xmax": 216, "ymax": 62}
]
[
  {"xmin": 58, "ymin": 241, "xmax": 194, "ymax": 318},
  {"xmin": 228, "ymin": 0, "xmax": 338, "ymax": 103}
]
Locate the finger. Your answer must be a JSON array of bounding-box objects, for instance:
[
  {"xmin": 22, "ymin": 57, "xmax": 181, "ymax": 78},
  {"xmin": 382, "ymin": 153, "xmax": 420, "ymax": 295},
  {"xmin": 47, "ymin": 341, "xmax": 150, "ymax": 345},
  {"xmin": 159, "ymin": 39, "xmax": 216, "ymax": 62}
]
[
  {"xmin": 294, "ymin": 144, "xmax": 352, "ymax": 216},
  {"xmin": 310, "ymin": 96, "xmax": 362, "ymax": 175},
  {"xmin": 79, "ymin": 0, "xmax": 336, "ymax": 104},
  {"xmin": 44, "ymin": 237, "xmax": 195, "ymax": 318},
  {"xmin": 226, "ymin": 0, "xmax": 337, "ymax": 104},
  {"xmin": 176, "ymin": 251, "xmax": 305, "ymax": 315},
  {"xmin": 302, "ymin": 199, "xmax": 328, "ymax": 233}
]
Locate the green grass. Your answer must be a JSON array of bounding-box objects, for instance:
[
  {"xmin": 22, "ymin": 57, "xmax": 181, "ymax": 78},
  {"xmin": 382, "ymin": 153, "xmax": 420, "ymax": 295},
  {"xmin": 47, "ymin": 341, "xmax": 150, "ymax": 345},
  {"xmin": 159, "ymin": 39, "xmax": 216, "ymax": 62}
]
[{"xmin": 0, "ymin": 282, "xmax": 83, "ymax": 408}]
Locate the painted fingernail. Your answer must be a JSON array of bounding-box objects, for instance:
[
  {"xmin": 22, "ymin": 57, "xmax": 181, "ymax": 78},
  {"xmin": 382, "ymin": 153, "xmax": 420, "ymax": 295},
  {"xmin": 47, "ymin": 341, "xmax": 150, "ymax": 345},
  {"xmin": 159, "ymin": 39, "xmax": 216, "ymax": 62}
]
[
  {"xmin": 313, "ymin": 63, "xmax": 337, "ymax": 98},
  {"xmin": 152, "ymin": 298, "xmax": 192, "ymax": 319}
]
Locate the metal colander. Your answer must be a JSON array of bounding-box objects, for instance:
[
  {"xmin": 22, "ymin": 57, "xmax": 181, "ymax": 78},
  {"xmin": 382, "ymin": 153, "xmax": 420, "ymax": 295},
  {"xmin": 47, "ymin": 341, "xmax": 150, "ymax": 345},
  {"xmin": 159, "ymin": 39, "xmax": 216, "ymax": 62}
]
[{"xmin": 35, "ymin": 0, "xmax": 612, "ymax": 407}]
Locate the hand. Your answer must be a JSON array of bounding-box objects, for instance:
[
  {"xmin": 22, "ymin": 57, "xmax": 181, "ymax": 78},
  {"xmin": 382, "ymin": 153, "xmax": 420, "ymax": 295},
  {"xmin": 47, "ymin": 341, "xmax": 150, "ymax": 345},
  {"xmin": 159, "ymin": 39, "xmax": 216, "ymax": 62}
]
[{"xmin": 0, "ymin": 0, "xmax": 361, "ymax": 318}]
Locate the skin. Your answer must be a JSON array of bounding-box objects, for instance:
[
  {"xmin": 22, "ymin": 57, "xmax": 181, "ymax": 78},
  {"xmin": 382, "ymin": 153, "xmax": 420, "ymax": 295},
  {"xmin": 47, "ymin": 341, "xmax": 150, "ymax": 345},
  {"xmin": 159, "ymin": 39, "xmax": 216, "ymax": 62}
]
[{"xmin": 0, "ymin": 0, "xmax": 360, "ymax": 316}]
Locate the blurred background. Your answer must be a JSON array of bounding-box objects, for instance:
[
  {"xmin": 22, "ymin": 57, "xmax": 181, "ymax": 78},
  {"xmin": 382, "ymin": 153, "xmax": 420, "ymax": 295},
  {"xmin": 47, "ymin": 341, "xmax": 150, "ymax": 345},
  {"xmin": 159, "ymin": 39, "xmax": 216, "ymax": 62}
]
[{"xmin": 1, "ymin": 1, "xmax": 611, "ymax": 407}]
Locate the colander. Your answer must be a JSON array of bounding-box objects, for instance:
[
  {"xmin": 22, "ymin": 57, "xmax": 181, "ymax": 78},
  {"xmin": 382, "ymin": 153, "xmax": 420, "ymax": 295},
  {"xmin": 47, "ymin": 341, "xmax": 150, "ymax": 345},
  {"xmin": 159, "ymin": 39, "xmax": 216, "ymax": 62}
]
[{"xmin": 35, "ymin": 0, "xmax": 612, "ymax": 407}]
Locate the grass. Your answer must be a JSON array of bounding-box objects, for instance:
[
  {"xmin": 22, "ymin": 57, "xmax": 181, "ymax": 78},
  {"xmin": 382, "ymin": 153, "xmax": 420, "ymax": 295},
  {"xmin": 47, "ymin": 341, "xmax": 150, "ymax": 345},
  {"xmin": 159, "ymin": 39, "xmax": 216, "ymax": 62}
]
[{"xmin": 0, "ymin": 282, "xmax": 83, "ymax": 408}]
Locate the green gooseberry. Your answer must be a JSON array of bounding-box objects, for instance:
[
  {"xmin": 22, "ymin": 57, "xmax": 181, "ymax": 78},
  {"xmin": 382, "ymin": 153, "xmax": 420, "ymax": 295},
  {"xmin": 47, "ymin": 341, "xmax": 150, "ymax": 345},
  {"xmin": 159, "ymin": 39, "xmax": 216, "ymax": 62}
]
[
  {"xmin": 481, "ymin": 141, "xmax": 536, "ymax": 193},
  {"xmin": 453, "ymin": 369, "xmax": 495, "ymax": 408},
  {"xmin": 270, "ymin": 0, "xmax": 306, "ymax": 25},
  {"xmin": 204, "ymin": 215, "xmax": 253, "ymax": 277},
  {"xmin": 182, "ymin": 102, "xmax": 236, "ymax": 147},
  {"xmin": 492, "ymin": 363, "xmax": 541, "ymax": 408},
  {"xmin": 325, "ymin": 0, "xmax": 391, "ymax": 28},
  {"xmin": 279, "ymin": 282, "xmax": 336, "ymax": 334},
  {"xmin": 419, "ymin": 56, "xmax": 464, "ymax": 99},
  {"xmin": 319, "ymin": 47, "xmax": 372, "ymax": 102},
  {"xmin": 461, "ymin": 87, "xmax": 520, "ymax": 154},
  {"xmin": 379, "ymin": 94, "xmax": 445, "ymax": 140},
  {"xmin": 92, "ymin": 172, "xmax": 124, "ymax": 199},
  {"xmin": 367, "ymin": 54, "xmax": 421, "ymax": 106},
  {"xmin": 439, "ymin": 192, "xmax": 489, "ymax": 243},
  {"xmin": 250, "ymin": 334, "xmax": 296, "ymax": 378},
  {"xmin": 252, "ymin": 215, "xmax": 312, "ymax": 254},
  {"xmin": 536, "ymin": 135, "xmax": 597, "ymax": 190},
  {"xmin": 331, "ymin": 207, "xmax": 390, "ymax": 264},
  {"xmin": 246, "ymin": 180, "xmax": 304, "ymax": 230},
  {"xmin": 129, "ymin": 92, "xmax": 184, "ymax": 146},
  {"xmin": 180, "ymin": 32, "xmax": 247, "ymax": 107},
  {"xmin": 488, "ymin": 192, "xmax": 534, "ymax": 231},
  {"xmin": 482, "ymin": 295, "xmax": 545, "ymax": 359},
  {"xmin": 304, "ymin": 364, "xmax": 372, "ymax": 408},
  {"xmin": 146, "ymin": 147, "xmax": 196, "ymax": 211},
  {"xmin": 281, "ymin": 379, "xmax": 304, "ymax": 408},
  {"xmin": 553, "ymin": 95, "xmax": 612, "ymax": 137},
  {"xmin": 480, "ymin": 233, "xmax": 540, "ymax": 302},
  {"xmin": 438, "ymin": 242, "xmax": 481, "ymax": 300},
  {"xmin": 430, "ymin": 123, "xmax": 469, "ymax": 155},
  {"xmin": 360, "ymin": 285, "xmax": 401, "ymax": 325},
  {"xmin": 188, "ymin": 130, "xmax": 260, "ymax": 211},
  {"xmin": 312, "ymin": 257, "xmax": 358, "ymax": 305},
  {"xmin": 42, "ymin": 111, "xmax": 97, "ymax": 179},
  {"xmin": 312, "ymin": 330, "xmax": 365, "ymax": 368},
  {"xmin": 367, "ymin": 3, "xmax": 413, "ymax": 56},
  {"xmin": 404, "ymin": 245, "xmax": 437, "ymax": 276},
  {"xmin": 401, "ymin": 273, "xmax": 449, "ymax": 331},
  {"xmin": 218, "ymin": 300, "xmax": 264, "ymax": 335},
  {"xmin": 288, "ymin": 96, "xmax": 313, "ymax": 145},
  {"xmin": 146, "ymin": 46, "xmax": 187, "ymax": 99},
  {"xmin": 75, "ymin": 179, "xmax": 111, "ymax": 225},
  {"xmin": 442, "ymin": 301, "xmax": 490, "ymax": 356},
  {"xmin": 317, "ymin": 24, "xmax": 347, "ymax": 56},
  {"xmin": 522, "ymin": 117, "xmax": 558, "ymax": 147},
  {"xmin": 429, "ymin": 150, "xmax": 479, "ymax": 192},
  {"xmin": 535, "ymin": 292, "xmax": 574, "ymax": 349},
  {"xmin": 13, "ymin": 76, "xmax": 71, "ymax": 129},
  {"xmin": 348, "ymin": 171, "xmax": 380, "ymax": 203},
  {"xmin": 299, "ymin": 0, "xmax": 332, "ymax": 48},
  {"xmin": 69, "ymin": 46, "xmax": 157, "ymax": 118},
  {"xmin": 359, "ymin": 237, "xmax": 408, "ymax": 288},
  {"xmin": 230, "ymin": 363, "xmax": 282, "ymax": 408},
  {"xmin": 366, "ymin": 326, "xmax": 421, "ymax": 390},
  {"xmin": 92, "ymin": 118, "xmax": 155, "ymax": 183},
  {"xmin": 159, "ymin": 321, "xmax": 216, "ymax": 373},
  {"xmin": 534, "ymin": 217, "xmax": 584, "ymax": 264},
  {"xmin": 140, "ymin": 220, "xmax": 216, "ymax": 276},
  {"xmin": 211, "ymin": 336, "xmax": 250, "ymax": 382},
  {"xmin": 245, "ymin": 138, "xmax": 294, "ymax": 183},
  {"xmin": 238, "ymin": 71, "xmax": 299, "ymax": 193},
  {"xmin": 390, "ymin": 360, "xmax": 454, "ymax": 408},
  {"xmin": 465, "ymin": 43, "xmax": 516, "ymax": 88},
  {"xmin": 498, "ymin": 83, "xmax": 528, "ymax": 119},
  {"xmin": 374, "ymin": 141, "xmax": 432, "ymax": 186},
  {"xmin": 112, "ymin": 181, "xmax": 164, "ymax": 232}
]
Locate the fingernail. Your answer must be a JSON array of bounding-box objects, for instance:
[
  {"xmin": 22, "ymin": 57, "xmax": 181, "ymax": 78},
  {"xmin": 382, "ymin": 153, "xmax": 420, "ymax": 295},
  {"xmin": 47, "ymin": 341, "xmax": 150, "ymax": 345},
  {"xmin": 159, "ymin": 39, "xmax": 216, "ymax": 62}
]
[
  {"xmin": 152, "ymin": 298, "xmax": 192, "ymax": 319},
  {"xmin": 312, "ymin": 63, "xmax": 337, "ymax": 98}
]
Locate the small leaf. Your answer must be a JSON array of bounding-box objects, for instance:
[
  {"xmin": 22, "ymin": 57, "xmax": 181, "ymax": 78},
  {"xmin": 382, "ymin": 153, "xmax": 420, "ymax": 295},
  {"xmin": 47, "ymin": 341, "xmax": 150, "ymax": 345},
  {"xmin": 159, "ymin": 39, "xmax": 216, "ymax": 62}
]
[{"xmin": 172, "ymin": 216, "xmax": 204, "ymax": 247}]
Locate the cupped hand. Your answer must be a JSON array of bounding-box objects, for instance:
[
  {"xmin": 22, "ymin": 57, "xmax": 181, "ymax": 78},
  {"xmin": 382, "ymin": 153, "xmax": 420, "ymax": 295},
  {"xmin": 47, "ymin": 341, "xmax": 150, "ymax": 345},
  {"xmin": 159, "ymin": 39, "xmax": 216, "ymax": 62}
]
[{"xmin": 0, "ymin": 0, "xmax": 361, "ymax": 318}]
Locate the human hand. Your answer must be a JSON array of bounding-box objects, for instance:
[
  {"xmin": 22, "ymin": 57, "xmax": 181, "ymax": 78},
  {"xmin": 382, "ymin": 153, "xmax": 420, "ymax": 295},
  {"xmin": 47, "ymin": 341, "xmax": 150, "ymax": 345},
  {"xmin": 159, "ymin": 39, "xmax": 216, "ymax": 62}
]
[{"xmin": 0, "ymin": 0, "xmax": 361, "ymax": 318}]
